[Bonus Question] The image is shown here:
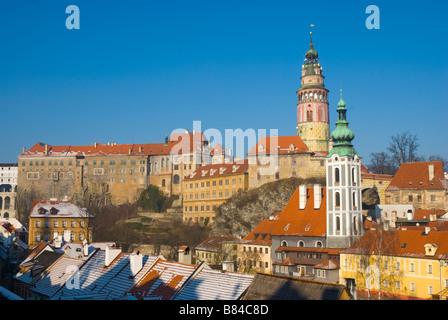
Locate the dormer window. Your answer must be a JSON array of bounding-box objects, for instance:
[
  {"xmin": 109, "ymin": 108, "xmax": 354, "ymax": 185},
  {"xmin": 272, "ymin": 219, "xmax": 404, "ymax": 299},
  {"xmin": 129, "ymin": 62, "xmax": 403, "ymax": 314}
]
[
  {"xmin": 50, "ymin": 207, "xmax": 58, "ymax": 215},
  {"xmin": 232, "ymin": 165, "xmax": 239, "ymax": 173},
  {"xmin": 289, "ymin": 144, "xmax": 295, "ymax": 151},
  {"xmin": 210, "ymin": 169, "xmax": 217, "ymax": 176},
  {"xmin": 219, "ymin": 167, "xmax": 226, "ymax": 174},
  {"xmin": 424, "ymin": 243, "xmax": 439, "ymax": 257},
  {"xmin": 38, "ymin": 207, "xmax": 46, "ymax": 215}
]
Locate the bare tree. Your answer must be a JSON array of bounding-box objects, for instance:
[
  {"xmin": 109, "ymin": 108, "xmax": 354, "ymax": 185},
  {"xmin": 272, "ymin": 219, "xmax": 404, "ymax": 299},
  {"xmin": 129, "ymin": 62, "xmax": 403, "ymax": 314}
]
[
  {"xmin": 368, "ymin": 152, "xmax": 397, "ymax": 175},
  {"xmin": 387, "ymin": 132, "xmax": 421, "ymax": 168}
]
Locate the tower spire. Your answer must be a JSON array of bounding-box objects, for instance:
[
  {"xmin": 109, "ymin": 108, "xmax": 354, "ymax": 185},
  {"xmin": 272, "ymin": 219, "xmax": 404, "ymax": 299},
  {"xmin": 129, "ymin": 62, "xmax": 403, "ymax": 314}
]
[{"xmin": 327, "ymin": 90, "xmax": 357, "ymax": 157}]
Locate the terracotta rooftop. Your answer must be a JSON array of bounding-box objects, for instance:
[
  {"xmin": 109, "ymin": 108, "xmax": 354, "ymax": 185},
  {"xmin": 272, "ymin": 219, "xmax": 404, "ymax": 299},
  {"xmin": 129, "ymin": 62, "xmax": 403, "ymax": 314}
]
[
  {"xmin": 386, "ymin": 161, "xmax": 447, "ymax": 191},
  {"xmin": 20, "ymin": 132, "xmax": 208, "ymax": 158},
  {"xmin": 242, "ymin": 212, "xmax": 281, "ymax": 245},
  {"xmin": 342, "ymin": 229, "xmax": 448, "ymax": 260},
  {"xmin": 270, "ymin": 186, "xmax": 327, "ymax": 237},
  {"xmin": 247, "ymin": 136, "xmax": 311, "ymax": 156},
  {"xmin": 184, "ymin": 159, "xmax": 248, "ymax": 180}
]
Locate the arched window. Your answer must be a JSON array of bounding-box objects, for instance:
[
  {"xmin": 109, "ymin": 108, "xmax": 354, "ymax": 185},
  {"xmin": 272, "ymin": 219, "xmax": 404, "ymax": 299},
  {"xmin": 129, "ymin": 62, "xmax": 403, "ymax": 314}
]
[
  {"xmin": 173, "ymin": 174, "xmax": 180, "ymax": 184},
  {"xmin": 298, "ymin": 240, "xmax": 305, "ymax": 247},
  {"xmin": 336, "ymin": 216, "xmax": 341, "ymax": 231},
  {"xmin": 353, "ymin": 192, "xmax": 357, "ymax": 208},
  {"xmin": 335, "ymin": 168, "xmax": 340, "ymax": 183},
  {"xmin": 315, "ymin": 241, "xmax": 323, "ymax": 248},
  {"xmin": 281, "ymin": 240, "xmax": 288, "ymax": 247},
  {"xmin": 161, "ymin": 158, "xmax": 165, "ymax": 167},
  {"xmin": 4, "ymin": 197, "xmax": 10, "ymax": 210},
  {"xmin": 162, "ymin": 179, "xmax": 166, "ymax": 187},
  {"xmin": 3, "ymin": 212, "xmax": 9, "ymax": 219},
  {"xmin": 0, "ymin": 197, "xmax": 2, "ymax": 210},
  {"xmin": 307, "ymin": 110, "xmax": 313, "ymax": 122},
  {"xmin": 353, "ymin": 167, "xmax": 357, "ymax": 184},
  {"xmin": 335, "ymin": 192, "xmax": 341, "ymax": 207},
  {"xmin": 353, "ymin": 216, "xmax": 358, "ymax": 234}
]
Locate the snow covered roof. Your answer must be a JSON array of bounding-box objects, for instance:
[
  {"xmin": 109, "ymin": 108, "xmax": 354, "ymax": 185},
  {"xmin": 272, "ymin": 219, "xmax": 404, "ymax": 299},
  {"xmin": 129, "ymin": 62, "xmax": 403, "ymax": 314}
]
[{"xmin": 30, "ymin": 200, "xmax": 92, "ymax": 218}]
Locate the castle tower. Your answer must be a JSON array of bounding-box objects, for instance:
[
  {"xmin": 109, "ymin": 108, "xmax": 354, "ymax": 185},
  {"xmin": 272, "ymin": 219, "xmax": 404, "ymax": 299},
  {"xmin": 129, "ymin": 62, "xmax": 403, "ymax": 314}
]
[
  {"xmin": 296, "ymin": 31, "xmax": 330, "ymax": 153},
  {"xmin": 325, "ymin": 91, "xmax": 363, "ymax": 249}
]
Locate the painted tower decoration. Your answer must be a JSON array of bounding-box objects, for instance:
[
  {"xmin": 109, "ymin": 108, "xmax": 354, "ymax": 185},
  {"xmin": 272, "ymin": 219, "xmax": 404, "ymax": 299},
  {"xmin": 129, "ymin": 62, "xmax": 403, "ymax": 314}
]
[
  {"xmin": 296, "ymin": 31, "xmax": 330, "ymax": 154},
  {"xmin": 325, "ymin": 91, "xmax": 363, "ymax": 249}
]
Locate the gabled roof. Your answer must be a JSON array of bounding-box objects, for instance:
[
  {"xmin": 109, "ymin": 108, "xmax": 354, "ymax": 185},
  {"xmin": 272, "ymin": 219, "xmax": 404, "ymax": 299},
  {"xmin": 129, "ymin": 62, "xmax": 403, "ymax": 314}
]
[
  {"xmin": 50, "ymin": 249, "xmax": 158, "ymax": 300},
  {"xmin": 32, "ymin": 256, "xmax": 84, "ymax": 298},
  {"xmin": 247, "ymin": 136, "xmax": 311, "ymax": 156},
  {"xmin": 270, "ymin": 186, "xmax": 326, "ymax": 237},
  {"xmin": 172, "ymin": 267, "xmax": 254, "ymax": 300},
  {"xmin": 128, "ymin": 258, "xmax": 197, "ymax": 300},
  {"xmin": 386, "ymin": 161, "xmax": 446, "ymax": 191},
  {"xmin": 242, "ymin": 273, "xmax": 350, "ymax": 300}
]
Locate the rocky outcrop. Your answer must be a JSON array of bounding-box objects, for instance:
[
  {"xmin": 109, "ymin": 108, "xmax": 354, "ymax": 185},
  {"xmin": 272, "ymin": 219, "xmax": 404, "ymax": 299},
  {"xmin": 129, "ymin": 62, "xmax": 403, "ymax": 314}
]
[{"xmin": 211, "ymin": 177, "xmax": 325, "ymax": 238}]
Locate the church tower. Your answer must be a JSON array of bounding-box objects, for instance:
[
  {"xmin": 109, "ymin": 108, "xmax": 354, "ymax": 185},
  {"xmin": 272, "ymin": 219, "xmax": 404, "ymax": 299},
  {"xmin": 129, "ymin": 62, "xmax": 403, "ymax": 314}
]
[
  {"xmin": 296, "ymin": 32, "xmax": 330, "ymax": 153},
  {"xmin": 325, "ymin": 91, "xmax": 363, "ymax": 249}
]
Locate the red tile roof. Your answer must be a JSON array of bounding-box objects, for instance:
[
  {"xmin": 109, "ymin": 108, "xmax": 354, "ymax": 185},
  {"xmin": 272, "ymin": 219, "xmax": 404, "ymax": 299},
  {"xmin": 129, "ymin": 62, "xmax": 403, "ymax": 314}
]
[
  {"xmin": 247, "ymin": 136, "xmax": 311, "ymax": 156},
  {"xmin": 342, "ymin": 229, "xmax": 448, "ymax": 260},
  {"xmin": 184, "ymin": 160, "xmax": 248, "ymax": 180},
  {"xmin": 414, "ymin": 209, "xmax": 447, "ymax": 220},
  {"xmin": 386, "ymin": 161, "xmax": 446, "ymax": 191},
  {"xmin": 20, "ymin": 132, "xmax": 208, "ymax": 157},
  {"xmin": 270, "ymin": 186, "xmax": 327, "ymax": 237},
  {"xmin": 242, "ymin": 212, "xmax": 281, "ymax": 245}
]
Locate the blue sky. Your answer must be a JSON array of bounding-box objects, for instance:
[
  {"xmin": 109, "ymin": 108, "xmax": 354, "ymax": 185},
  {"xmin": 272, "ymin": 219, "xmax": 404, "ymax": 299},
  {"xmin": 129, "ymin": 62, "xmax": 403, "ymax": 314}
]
[{"xmin": 0, "ymin": 0, "xmax": 447, "ymax": 164}]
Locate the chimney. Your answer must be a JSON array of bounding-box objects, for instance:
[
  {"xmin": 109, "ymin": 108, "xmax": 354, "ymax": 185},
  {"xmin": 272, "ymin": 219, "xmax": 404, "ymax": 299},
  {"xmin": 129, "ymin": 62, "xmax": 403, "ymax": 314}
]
[
  {"xmin": 429, "ymin": 164, "xmax": 434, "ymax": 181},
  {"xmin": 139, "ymin": 146, "xmax": 143, "ymax": 153},
  {"xmin": 129, "ymin": 250, "xmax": 143, "ymax": 277},
  {"xmin": 22, "ymin": 146, "xmax": 26, "ymax": 153},
  {"xmin": 83, "ymin": 242, "xmax": 90, "ymax": 256},
  {"xmin": 299, "ymin": 185, "xmax": 307, "ymax": 210},
  {"xmin": 94, "ymin": 142, "xmax": 97, "ymax": 148},
  {"xmin": 425, "ymin": 226, "xmax": 431, "ymax": 235},
  {"xmin": 313, "ymin": 184, "xmax": 322, "ymax": 209},
  {"xmin": 44, "ymin": 144, "xmax": 48, "ymax": 155},
  {"xmin": 63, "ymin": 229, "xmax": 71, "ymax": 242},
  {"xmin": 105, "ymin": 245, "xmax": 122, "ymax": 267}
]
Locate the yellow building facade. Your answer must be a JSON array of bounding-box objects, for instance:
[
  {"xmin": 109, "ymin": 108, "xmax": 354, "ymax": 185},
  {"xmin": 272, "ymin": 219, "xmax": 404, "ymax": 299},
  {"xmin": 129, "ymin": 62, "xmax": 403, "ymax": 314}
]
[
  {"xmin": 340, "ymin": 229, "xmax": 448, "ymax": 300},
  {"xmin": 182, "ymin": 161, "xmax": 248, "ymax": 224},
  {"xmin": 28, "ymin": 200, "xmax": 93, "ymax": 247}
]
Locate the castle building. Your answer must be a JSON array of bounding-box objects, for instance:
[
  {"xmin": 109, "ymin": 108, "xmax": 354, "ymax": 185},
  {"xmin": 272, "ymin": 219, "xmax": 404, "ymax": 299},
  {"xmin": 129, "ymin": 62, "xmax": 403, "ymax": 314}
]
[
  {"xmin": 17, "ymin": 131, "xmax": 211, "ymax": 206},
  {"xmin": 296, "ymin": 32, "xmax": 330, "ymax": 154},
  {"xmin": 247, "ymin": 136, "xmax": 326, "ymax": 189},
  {"xmin": 325, "ymin": 92, "xmax": 363, "ymax": 249}
]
